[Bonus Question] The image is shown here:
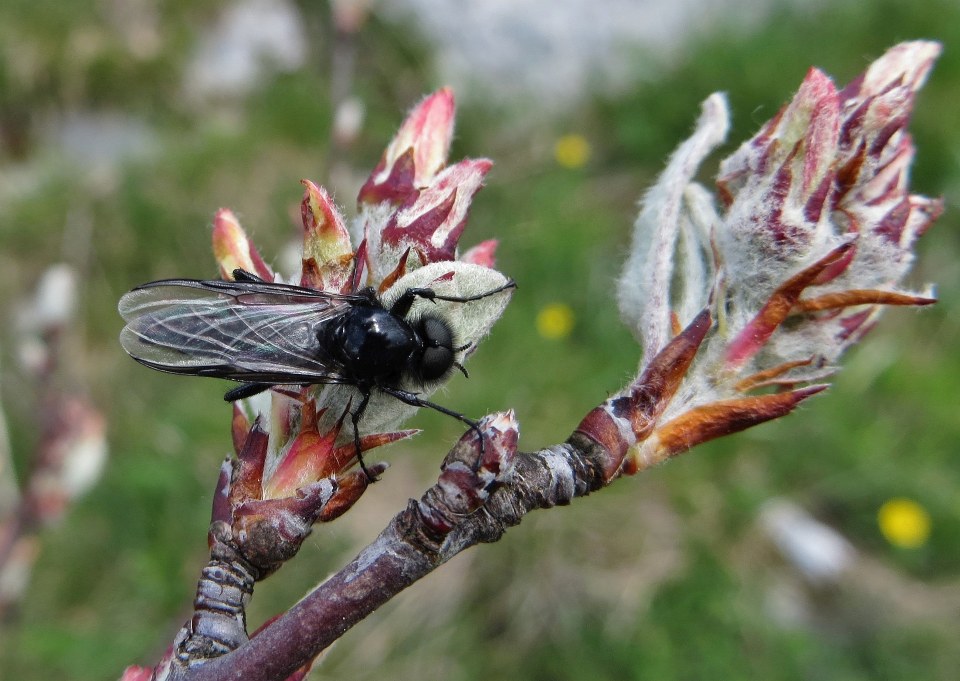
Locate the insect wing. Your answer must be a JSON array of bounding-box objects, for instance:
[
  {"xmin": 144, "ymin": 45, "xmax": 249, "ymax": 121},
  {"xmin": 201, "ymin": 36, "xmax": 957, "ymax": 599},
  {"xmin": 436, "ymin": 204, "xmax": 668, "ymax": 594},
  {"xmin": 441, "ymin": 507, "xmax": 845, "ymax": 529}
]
[{"xmin": 119, "ymin": 279, "xmax": 357, "ymax": 383}]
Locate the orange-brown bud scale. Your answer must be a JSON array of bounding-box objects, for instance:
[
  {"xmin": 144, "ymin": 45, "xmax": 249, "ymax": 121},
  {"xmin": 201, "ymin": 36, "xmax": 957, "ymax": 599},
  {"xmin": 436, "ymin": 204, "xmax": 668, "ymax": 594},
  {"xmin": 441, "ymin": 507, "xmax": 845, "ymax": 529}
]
[
  {"xmin": 794, "ymin": 289, "xmax": 935, "ymax": 313},
  {"xmin": 628, "ymin": 385, "xmax": 828, "ymax": 472},
  {"xmin": 575, "ymin": 310, "xmax": 711, "ymax": 481},
  {"xmin": 734, "ymin": 357, "xmax": 816, "ymax": 392},
  {"xmin": 318, "ymin": 469, "xmax": 380, "ymax": 522},
  {"xmin": 231, "ymin": 422, "xmax": 269, "ymax": 505},
  {"xmin": 231, "ymin": 404, "xmax": 251, "ymax": 456},
  {"xmin": 725, "ymin": 242, "xmax": 854, "ymax": 369}
]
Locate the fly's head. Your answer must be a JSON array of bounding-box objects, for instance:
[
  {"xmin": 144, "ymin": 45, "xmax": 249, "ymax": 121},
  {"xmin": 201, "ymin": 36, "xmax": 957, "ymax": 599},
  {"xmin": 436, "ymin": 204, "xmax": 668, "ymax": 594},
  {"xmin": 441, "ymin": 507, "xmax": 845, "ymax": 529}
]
[{"xmin": 409, "ymin": 314, "xmax": 459, "ymax": 384}]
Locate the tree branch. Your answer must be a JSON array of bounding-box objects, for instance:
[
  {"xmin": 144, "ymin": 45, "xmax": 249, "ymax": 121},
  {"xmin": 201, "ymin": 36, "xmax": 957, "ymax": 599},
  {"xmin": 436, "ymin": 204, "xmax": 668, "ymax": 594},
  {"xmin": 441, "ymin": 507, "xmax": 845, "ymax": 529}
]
[{"xmin": 171, "ymin": 416, "xmax": 619, "ymax": 681}]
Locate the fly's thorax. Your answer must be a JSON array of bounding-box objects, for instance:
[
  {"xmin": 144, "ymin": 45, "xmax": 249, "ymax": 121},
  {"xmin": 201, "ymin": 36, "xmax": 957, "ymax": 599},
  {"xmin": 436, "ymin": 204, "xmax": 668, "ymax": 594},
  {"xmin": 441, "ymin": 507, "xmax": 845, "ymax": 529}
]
[{"xmin": 319, "ymin": 304, "xmax": 419, "ymax": 383}]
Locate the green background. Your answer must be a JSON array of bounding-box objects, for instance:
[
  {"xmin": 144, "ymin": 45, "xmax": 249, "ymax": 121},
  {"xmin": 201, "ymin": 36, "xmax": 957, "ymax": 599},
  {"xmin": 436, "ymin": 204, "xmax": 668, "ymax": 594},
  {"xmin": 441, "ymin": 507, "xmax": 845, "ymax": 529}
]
[{"xmin": 1, "ymin": 1, "xmax": 957, "ymax": 679}]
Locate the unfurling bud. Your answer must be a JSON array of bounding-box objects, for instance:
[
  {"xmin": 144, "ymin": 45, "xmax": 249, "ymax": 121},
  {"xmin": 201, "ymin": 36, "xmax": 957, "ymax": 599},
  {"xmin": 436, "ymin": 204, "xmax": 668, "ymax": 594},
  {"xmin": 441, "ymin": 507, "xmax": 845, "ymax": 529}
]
[{"xmin": 585, "ymin": 42, "xmax": 942, "ymax": 478}]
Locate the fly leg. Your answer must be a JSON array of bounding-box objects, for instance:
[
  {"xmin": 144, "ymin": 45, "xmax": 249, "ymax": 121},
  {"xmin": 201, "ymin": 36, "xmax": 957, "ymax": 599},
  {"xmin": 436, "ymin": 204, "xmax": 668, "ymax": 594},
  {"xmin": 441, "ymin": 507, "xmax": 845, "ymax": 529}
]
[
  {"xmin": 378, "ymin": 386, "xmax": 485, "ymax": 463},
  {"xmin": 388, "ymin": 280, "xmax": 517, "ymax": 317},
  {"xmin": 223, "ymin": 382, "xmax": 274, "ymax": 401},
  {"xmin": 231, "ymin": 268, "xmax": 265, "ymax": 283},
  {"xmin": 350, "ymin": 388, "xmax": 377, "ymax": 482}
]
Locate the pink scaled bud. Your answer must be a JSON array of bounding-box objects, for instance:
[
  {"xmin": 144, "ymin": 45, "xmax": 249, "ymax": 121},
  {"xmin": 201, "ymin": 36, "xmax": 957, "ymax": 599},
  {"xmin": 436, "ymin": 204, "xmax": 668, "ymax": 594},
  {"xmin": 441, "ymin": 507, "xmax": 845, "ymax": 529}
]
[
  {"xmin": 379, "ymin": 158, "xmax": 493, "ymax": 267},
  {"xmin": 358, "ymin": 88, "xmax": 456, "ymax": 206}
]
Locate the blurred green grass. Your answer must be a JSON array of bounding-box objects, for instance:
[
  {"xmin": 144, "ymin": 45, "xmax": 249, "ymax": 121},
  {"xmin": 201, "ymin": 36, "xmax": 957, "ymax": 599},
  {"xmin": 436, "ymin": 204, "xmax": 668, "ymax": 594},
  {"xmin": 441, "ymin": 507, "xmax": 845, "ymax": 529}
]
[{"xmin": 1, "ymin": 1, "xmax": 958, "ymax": 680}]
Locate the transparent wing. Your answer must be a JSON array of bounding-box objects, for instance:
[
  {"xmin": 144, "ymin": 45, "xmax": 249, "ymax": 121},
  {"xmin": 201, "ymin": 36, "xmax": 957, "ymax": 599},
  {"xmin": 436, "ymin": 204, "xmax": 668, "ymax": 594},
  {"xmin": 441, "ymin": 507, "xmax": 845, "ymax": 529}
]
[{"xmin": 119, "ymin": 278, "xmax": 363, "ymax": 384}]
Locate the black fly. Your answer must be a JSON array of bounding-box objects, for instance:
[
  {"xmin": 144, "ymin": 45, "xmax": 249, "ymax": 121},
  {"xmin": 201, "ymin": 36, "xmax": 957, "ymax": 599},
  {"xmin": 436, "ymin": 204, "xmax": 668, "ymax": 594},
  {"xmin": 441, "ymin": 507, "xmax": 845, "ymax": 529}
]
[{"xmin": 119, "ymin": 269, "xmax": 515, "ymax": 478}]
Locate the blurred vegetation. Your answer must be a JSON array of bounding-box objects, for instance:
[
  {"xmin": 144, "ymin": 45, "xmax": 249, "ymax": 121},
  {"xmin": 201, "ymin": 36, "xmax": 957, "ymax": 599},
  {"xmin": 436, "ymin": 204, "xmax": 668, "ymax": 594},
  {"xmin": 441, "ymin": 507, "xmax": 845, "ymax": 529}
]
[{"xmin": 0, "ymin": 1, "xmax": 957, "ymax": 680}]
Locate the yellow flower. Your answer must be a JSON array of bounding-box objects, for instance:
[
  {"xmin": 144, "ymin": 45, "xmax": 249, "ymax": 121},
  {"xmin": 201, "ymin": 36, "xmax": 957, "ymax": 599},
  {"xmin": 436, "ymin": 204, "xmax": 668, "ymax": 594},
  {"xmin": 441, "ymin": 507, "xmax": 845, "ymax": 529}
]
[
  {"xmin": 553, "ymin": 134, "xmax": 591, "ymax": 169},
  {"xmin": 878, "ymin": 498, "xmax": 931, "ymax": 549},
  {"xmin": 536, "ymin": 303, "xmax": 575, "ymax": 340}
]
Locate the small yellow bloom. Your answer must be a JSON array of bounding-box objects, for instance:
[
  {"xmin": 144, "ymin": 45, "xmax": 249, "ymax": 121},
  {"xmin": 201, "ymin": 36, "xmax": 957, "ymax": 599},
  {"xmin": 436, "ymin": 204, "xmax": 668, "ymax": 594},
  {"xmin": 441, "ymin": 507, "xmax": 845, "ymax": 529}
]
[
  {"xmin": 536, "ymin": 303, "xmax": 575, "ymax": 340},
  {"xmin": 553, "ymin": 134, "xmax": 591, "ymax": 169},
  {"xmin": 878, "ymin": 498, "xmax": 931, "ymax": 549}
]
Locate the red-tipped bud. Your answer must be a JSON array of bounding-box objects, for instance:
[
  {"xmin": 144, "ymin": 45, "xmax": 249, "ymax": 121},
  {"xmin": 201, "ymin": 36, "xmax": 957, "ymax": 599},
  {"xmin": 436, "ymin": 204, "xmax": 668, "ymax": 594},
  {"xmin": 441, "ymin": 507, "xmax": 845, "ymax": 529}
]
[
  {"xmin": 299, "ymin": 180, "xmax": 354, "ymax": 292},
  {"xmin": 262, "ymin": 403, "xmax": 342, "ymax": 500},
  {"xmin": 212, "ymin": 209, "xmax": 273, "ymax": 281},
  {"xmin": 461, "ymin": 239, "xmax": 499, "ymax": 268},
  {"xmin": 359, "ymin": 88, "xmax": 455, "ymax": 206},
  {"xmin": 424, "ymin": 411, "xmax": 519, "ymax": 526}
]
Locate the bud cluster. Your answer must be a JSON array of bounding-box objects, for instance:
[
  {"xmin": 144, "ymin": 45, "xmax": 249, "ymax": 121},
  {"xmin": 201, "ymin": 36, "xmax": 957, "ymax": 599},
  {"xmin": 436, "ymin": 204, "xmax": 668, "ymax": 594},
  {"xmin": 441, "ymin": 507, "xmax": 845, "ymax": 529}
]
[
  {"xmin": 207, "ymin": 90, "xmax": 514, "ymax": 559},
  {"xmin": 578, "ymin": 42, "xmax": 941, "ymax": 476}
]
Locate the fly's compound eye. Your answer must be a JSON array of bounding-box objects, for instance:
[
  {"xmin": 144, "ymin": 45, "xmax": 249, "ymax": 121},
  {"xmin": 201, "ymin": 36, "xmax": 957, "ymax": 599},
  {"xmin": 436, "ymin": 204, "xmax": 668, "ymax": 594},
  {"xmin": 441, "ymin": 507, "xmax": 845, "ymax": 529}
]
[{"xmin": 418, "ymin": 315, "xmax": 455, "ymax": 381}]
